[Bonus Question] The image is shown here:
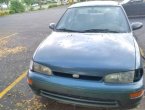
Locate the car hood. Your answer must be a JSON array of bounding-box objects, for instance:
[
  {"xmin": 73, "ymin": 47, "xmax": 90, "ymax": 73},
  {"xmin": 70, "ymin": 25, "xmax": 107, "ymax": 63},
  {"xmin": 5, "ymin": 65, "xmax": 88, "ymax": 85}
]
[{"xmin": 33, "ymin": 32, "xmax": 136, "ymax": 76}]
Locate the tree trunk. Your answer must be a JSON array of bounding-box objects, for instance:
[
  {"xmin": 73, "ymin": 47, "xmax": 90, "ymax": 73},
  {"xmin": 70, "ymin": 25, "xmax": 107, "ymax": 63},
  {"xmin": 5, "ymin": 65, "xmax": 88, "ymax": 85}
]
[{"xmin": 38, "ymin": 0, "xmax": 42, "ymax": 9}]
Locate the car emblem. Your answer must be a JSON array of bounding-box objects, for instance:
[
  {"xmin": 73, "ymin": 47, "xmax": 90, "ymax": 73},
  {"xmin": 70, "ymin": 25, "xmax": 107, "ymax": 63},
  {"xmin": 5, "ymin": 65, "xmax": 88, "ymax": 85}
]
[{"xmin": 72, "ymin": 74, "xmax": 80, "ymax": 78}]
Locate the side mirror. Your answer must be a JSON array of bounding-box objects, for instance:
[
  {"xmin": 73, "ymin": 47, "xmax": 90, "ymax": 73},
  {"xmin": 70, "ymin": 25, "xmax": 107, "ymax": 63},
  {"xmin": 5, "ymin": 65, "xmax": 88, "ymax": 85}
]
[
  {"xmin": 49, "ymin": 23, "xmax": 56, "ymax": 30},
  {"xmin": 131, "ymin": 22, "xmax": 143, "ymax": 30}
]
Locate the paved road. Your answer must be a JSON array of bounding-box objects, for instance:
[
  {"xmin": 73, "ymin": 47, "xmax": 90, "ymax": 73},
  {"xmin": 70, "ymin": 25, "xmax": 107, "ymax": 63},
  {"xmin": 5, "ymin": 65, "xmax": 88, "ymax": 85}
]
[{"xmin": 0, "ymin": 6, "xmax": 145, "ymax": 110}]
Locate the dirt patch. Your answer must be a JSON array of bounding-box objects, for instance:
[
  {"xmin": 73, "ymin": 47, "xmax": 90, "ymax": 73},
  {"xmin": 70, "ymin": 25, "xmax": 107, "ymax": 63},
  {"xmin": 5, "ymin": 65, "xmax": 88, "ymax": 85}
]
[
  {"xmin": 0, "ymin": 36, "xmax": 26, "ymax": 58},
  {"xmin": 0, "ymin": 38, "xmax": 9, "ymax": 46},
  {"xmin": 0, "ymin": 46, "xmax": 26, "ymax": 58},
  {"xmin": 15, "ymin": 96, "xmax": 48, "ymax": 110}
]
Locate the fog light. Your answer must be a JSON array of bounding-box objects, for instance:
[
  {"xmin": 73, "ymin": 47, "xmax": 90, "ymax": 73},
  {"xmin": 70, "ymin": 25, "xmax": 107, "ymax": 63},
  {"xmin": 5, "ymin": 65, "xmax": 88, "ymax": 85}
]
[
  {"xmin": 27, "ymin": 79, "xmax": 33, "ymax": 85},
  {"xmin": 130, "ymin": 90, "xmax": 144, "ymax": 99}
]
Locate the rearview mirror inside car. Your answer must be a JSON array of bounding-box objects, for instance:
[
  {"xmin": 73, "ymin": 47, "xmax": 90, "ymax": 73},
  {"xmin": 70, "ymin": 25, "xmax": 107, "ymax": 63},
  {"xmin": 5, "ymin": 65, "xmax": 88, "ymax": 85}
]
[
  {"xmin": 49, "ymin": 23, "xmax": 56, "ymax": 30},
  {"xmin": 131, "ymin": 22, "xmax": 143, "ymax": 30}
]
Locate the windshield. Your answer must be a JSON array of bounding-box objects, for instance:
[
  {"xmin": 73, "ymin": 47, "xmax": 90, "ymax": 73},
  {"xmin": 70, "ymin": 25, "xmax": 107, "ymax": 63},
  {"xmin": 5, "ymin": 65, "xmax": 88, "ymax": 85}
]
[
  {"xmin": 56, "ymin": 6, "xmax": 131, "ymax": 33},
  {"xmin": 121, "ymin": 0, "xmax": 130, "ymax": 4}
]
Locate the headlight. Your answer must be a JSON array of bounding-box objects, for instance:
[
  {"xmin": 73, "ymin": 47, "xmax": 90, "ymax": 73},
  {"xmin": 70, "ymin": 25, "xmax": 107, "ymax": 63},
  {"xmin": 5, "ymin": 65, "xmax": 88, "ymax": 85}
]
[
  {"xmin": 104, "ymin": 71, "xmax": 134, "ymax": 83},
  {"xmin": 30, "ymin": 61, "xmax": 52, "ymax": 75}
]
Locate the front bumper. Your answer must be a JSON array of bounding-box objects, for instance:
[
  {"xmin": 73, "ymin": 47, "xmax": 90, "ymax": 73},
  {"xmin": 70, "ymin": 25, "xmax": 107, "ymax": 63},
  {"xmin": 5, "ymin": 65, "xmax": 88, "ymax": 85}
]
[{"xmin": 27, "ymin": 71, "xmax": 144, "ymax": 108}]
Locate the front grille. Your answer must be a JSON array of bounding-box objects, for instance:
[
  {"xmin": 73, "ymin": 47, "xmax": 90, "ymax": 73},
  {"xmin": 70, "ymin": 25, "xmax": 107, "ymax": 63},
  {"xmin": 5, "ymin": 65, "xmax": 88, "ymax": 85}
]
[
  {"xmin": 40, "ymin": 90, "xmax": 119, "ymax": 108},
  {"xmin": 53, "ymin": 71, "xmax": 102, "ymax": 81}
]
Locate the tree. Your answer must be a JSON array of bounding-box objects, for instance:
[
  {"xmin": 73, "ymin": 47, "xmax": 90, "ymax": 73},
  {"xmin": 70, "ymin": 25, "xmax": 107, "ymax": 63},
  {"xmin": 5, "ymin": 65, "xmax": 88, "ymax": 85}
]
[
  {"xmin": 0, "ymin": 0, "xmax": 4, "ymax": 10},
  {"xmin": 5, "ymin": 0, "xmax": 10, "ymax": 7},
  {"xmin": 23, "ymin": 0, "xmax": 35, "ymax": 6},
  {"xmin": 10, "ymin": 0, "xmax": 25, "ymax": 13},
  {"xmin": 0, "ymin": 0, "xmax": 10, "ymax": 6},
  {"xmin": 37, "ymin": 0, "xmax": 42, "ymax": 9},
  {"xmin": 26, "ymin": 0, "xmax": 43, "ymax": 9},
  {"xmin": 0, "ymin": 0, "xmax": 4, "ymax": 4},
  {"xmin": 23, "ymin": 0, "xmax": 35, "ymax": 10},
  {"xmin": 0, "ymin": 0, "xmax": 9, "ymax": 10}
]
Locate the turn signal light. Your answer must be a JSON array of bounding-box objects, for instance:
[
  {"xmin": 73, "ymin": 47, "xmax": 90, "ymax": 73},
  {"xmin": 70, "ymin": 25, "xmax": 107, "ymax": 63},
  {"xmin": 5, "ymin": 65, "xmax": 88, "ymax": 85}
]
[
  {"xmin": 130, "ymin": 90, "xmax": 144, "ymax": 99},
  {"xmin": 27, "ymin": 78, "xmax": 33, "ymax": 85}
]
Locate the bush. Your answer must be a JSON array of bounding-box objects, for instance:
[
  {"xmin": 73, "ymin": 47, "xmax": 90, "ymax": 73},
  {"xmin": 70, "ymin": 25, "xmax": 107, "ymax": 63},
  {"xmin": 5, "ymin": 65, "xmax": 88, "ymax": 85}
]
[
  {"xmin": 9, "ymin": 10, "xmax": 15, "ymax": 14},
  {"xmin": 10, "ymin": 0, "xmax": 25, "ymax": 13},
  {"xmin": 30, "ymin": 7, "xmax": 34, "ymax": 11},
  {"xmin": 47, "ymin": 0, "xmax": 57, "ymax": 3},
  {"xmin": 0, "ymin": 10, "xmax": 9, "ymax": 16},
  {"xmin": 48, "ymin": 4, "xmax": 58, "ymax": 8}
]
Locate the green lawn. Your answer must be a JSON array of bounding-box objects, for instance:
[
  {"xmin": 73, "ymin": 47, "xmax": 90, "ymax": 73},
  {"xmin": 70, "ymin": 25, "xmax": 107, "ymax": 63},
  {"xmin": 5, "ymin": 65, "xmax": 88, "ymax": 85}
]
[
  {"xmin": 32, "ymin": 3, "xmax": 58, "ymax": 10},
  {"xmin": 0, "ymin": 3, "xmax": 61, "ymax": 16}
]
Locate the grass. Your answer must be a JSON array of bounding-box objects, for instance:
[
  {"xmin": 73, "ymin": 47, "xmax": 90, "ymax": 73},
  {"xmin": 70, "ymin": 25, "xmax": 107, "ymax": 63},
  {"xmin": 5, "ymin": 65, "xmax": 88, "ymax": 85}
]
[
  {"xmin": 0, "ymin": 10, "xmax": 9, "ymax": 16},
  {"xmin": 31, "ymin": 3, "xmax": 58, "ymax": 11},
  {"xmin": 0, "ymin": 2, "xmax": 59, "ymax": 16}
]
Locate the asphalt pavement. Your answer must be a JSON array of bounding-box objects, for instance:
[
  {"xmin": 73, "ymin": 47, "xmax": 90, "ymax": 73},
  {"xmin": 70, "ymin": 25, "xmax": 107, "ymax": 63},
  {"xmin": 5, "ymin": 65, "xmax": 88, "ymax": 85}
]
[{"xmin": 0, "ymin": 6, "xmax": 145, "ymax": 110}]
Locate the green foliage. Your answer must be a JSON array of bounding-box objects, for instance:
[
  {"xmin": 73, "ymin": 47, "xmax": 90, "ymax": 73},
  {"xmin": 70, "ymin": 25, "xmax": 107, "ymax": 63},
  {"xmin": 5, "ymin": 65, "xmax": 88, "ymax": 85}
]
[
  {"xmin": 48, "ymin": 4, "xmax": 58, "ymax": 8},
  {"xmin": 30, "ymin": 7, "xmax": 34, "ymax": 11},
  {"xmin": 23, "ymin": 0, "xmax": 35, "ymax": 6},
  {"xmin": 9, "ymin": 9, "xmax": 15, "ymax": 14},
  {"xmin": 5, "ymin": 0, "xmax": 10, "ymax": 5},
  {"xmin": 37, "ymin": 0, "xmax": 42, "ymax": 9},
  {"xmin": 0, "ymin": 0, "xmax": 10, "ymax": 6},
  {"xmin": 48, "ymin": 0, "xmax": 57, "ymax": 3},
  {"xmin": 80, "ymin": 0, "xmax": 86, "ymax": 2},
  {"xmin": 0, "ymin": 0, "xmax": 4, "ymax": 4},
  {"xmin": 10, "ymin": 0, "xmax": 25, "ymax": 13}
]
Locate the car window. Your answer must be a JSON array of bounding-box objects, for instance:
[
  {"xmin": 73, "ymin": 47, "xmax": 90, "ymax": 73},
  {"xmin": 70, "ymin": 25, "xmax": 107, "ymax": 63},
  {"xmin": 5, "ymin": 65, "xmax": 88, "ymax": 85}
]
[{"xmin": 56, "ymin": 6, "xmax": 131, "ymax": 33}]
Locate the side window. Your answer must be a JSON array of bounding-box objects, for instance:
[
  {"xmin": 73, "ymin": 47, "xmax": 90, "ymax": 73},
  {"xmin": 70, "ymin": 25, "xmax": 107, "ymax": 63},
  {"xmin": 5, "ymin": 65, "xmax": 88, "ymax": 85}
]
[{"xmin": 57, "ymin": 9, "xmax": 75, "ymax": 29}]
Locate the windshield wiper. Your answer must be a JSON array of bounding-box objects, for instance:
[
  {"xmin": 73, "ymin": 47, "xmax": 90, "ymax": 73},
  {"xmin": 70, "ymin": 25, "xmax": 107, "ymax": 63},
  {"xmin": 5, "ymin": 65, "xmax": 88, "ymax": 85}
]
[
  {"xmin": 82, "ymin": 29, "xmax": 121, "ymax": 33},
  {"xmin": 56, "ymin": 28, "xmax": 83, "ymax": 33}
]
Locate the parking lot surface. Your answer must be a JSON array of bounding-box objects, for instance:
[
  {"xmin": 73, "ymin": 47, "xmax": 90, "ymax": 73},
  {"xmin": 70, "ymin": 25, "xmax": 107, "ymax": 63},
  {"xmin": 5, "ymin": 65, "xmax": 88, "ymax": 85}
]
[{"xmin": 0, "ymin": 6, "xmax": 145, "ymax": 110}]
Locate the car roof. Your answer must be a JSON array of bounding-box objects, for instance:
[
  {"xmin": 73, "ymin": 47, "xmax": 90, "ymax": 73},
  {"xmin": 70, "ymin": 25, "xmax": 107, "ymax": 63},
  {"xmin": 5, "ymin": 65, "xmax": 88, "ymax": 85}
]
[{"xmin": 68, "ymin": 1, "xmax": 120, "ymax": 8}]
